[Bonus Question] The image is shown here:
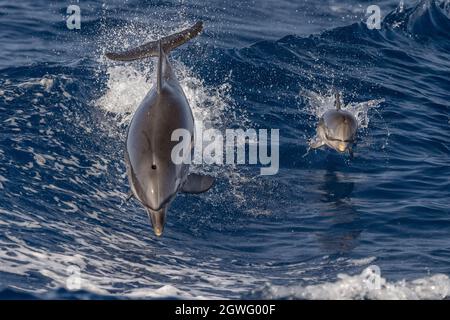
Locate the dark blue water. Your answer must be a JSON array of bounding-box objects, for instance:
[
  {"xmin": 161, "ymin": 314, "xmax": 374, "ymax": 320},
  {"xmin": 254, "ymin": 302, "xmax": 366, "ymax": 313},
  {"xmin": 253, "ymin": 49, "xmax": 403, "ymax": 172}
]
[{"xmin": 0, "ymin": 0, "xmax": 449, "ymax": 299}]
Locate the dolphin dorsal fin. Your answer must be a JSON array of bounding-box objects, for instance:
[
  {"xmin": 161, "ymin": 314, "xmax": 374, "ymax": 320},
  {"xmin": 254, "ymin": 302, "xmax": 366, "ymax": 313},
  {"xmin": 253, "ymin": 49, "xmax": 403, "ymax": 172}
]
[
  {"xmin": 334, "ymin": 91, "xmax": 342, "ymax": 110},
  {"xmin": 105, "ymin": 21, "xmax": 203, "ymax": 61},
  {"xmin": 157, "ymin": 40, "xmax": 163, "ymax": 94}
]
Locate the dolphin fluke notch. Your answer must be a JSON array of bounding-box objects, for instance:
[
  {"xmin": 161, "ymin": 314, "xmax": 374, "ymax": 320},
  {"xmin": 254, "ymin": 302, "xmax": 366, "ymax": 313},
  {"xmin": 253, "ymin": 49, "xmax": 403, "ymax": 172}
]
[{"xmin": 105, "ymin": 21, "xmax": 203, "ymax": 61}]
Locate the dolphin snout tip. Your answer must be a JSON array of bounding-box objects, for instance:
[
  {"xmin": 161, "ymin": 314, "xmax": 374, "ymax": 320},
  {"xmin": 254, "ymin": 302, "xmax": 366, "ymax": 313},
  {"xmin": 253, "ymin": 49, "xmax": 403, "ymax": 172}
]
[
  {"xmin": 153, "ymin": 227, "xmax": 164, "ymax": 237},
  {"xmin": 338, "ymin": 144, "xmax": 347, "ymax": 152},
  {"xmin": 147, "ymin": 207, "xmax": 167, "ymax": 237}
]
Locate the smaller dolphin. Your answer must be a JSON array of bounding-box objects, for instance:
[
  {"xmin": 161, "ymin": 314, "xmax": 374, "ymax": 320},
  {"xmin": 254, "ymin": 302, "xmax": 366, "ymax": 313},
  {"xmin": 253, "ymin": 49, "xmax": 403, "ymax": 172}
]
[{"xmin": 309, "ymin": 92, "xmax": 358, "ymax": 157}]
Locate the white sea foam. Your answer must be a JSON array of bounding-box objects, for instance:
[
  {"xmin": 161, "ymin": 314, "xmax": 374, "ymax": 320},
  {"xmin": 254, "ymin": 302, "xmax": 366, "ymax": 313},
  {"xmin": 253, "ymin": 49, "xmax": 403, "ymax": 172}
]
[
  {"xmin": 261, "ymin": 266, "xmax": 450, "ymax": 300},
  {"xmin": 348, "ymin": 256, "xmax": 377, "ymax": 266},
  {"xmin": 2, "ymin": 241, "xmax": 448, "ymax": 300},
  {"xmin": 95, "ymin": 58, "xmax": 236, "ymax": 130},
  {"xmin": 95, "ymin": 64, "xmax": 153, "ymax": 124}
]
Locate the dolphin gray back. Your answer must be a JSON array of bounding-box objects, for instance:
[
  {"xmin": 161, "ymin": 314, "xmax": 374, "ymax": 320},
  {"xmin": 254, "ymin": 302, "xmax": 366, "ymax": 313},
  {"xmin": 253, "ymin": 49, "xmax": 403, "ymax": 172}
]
[
  {"xmin": 105, "ymin": 21, "xmax": 203, "ymax": 61},
  {"xmin": 323, "ymin": 110, "xmax": 358, "ymax": 142}
]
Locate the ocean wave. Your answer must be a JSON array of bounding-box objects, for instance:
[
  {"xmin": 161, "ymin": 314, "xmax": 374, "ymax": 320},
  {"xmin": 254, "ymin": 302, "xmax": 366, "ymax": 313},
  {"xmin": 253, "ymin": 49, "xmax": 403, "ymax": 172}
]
[{"xmin": 1, "ymin": 0, "xmax": 449, "ymax": 300}]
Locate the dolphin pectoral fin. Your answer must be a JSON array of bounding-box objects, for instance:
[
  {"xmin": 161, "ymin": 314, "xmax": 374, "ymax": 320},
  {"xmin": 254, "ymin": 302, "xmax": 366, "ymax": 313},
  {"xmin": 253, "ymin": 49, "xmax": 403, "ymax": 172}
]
[
  {"xmin": 125, "ymin": 191, "xmax": 134, "ymax": 202},
  {"xmin": 309, "ymin": 136, "xmax": 325, "ymax": 149},
  {"xmin": 302, "ymin": 147, "xmax": 312, "ymax": 158},
  {"xmin": 181, "ymin": 173, "xmax": 215, "ymax": 194}
]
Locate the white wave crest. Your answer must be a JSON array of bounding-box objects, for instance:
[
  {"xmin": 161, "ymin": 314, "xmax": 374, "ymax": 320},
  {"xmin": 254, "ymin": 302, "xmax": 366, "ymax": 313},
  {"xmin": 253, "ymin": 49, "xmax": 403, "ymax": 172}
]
[{"xmin": 262, "ymin": 265, "xmax": 450, "ymax": 300}]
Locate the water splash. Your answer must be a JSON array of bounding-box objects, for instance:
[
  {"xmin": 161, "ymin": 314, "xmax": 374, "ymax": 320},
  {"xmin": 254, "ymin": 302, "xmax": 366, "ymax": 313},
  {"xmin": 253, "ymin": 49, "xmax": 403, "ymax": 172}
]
[
  {"xmin": 95, "ymin": 64, "xmax": 154, "ymax": 125},
  {"xmin": 261, "ymin": 265, "xmax": 450, "ymax": 300},
  {"xmin": 302, "ymin": 89, "xmax": 384, "ymax": 129},
  {"xmin": 94, "ymin": 19, "xmax": 222, "ymax": 120},
  {"xmin": 95, "ymin": 53, "xmax": 239, "ymax": 132}
]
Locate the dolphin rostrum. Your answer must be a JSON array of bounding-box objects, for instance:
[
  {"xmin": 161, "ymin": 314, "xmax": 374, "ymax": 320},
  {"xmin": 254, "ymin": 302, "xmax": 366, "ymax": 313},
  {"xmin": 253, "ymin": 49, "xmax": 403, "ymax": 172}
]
[
  {"xmin": 309, "ymin": 91, "xmax": 358, "ymax": 157},
  {"xmin": 106, "ymin": 21, "xmax": 214, "ymax": 237}
]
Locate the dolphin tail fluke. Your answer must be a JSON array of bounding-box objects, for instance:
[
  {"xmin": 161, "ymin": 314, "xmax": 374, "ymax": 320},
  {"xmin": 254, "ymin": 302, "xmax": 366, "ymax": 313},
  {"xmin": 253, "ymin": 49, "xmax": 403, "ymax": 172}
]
[
  {"xmin": 105, "ymin": 21, "xmax": 203, "ymax": 61},
  {"xmin": 181, "ymin": 173, "xmax": 215, "ymax": 194}
]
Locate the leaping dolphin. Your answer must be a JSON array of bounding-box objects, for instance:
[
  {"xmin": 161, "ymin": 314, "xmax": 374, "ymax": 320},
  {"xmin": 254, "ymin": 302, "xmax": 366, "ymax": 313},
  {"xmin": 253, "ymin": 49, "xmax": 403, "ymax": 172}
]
[
  {"xmin": 309, "ymin": 91, "xmax": 358, "ymax": 157},
  {"xmin": 106, "ymin": 22, "xmax": 214, "ymax": 237}
]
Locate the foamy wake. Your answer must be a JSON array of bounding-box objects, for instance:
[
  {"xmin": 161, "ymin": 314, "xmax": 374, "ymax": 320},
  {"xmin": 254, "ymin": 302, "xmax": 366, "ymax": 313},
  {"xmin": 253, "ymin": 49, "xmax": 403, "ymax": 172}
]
[{"xmin": 261, "ymin": 265, "xmax": 450, "ymax": 300}]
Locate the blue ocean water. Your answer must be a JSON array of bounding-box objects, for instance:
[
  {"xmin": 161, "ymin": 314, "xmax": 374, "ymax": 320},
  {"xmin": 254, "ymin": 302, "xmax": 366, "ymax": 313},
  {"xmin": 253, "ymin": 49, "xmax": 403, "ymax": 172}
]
[{"xmin": 0, "ymin": 0, "xmax": 449, "ymax": 299}]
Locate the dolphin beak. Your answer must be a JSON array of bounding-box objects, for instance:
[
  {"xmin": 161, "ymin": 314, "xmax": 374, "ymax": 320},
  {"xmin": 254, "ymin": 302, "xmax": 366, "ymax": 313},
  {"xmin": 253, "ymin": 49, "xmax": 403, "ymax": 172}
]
[
  {"xmin": 146, "ymin": 207, "xmax": 167, "ymax": 237},
  {"xmin": 337, "ymin": 142, "xmax": 347, "ymax": 152}
]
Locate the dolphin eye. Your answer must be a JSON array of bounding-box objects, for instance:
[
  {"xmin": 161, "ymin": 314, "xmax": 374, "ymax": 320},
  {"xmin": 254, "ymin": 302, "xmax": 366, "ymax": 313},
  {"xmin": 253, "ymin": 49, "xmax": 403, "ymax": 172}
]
[{"xmin": 151, "ymin": 164, "xmax": 157, "ymax": 170}]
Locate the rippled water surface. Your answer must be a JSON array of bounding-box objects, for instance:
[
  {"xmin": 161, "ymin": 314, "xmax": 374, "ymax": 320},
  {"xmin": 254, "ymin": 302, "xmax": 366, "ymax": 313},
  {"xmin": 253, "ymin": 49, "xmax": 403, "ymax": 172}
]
[{"xmin": 0, "ymin": 0, "xmax": 449, "ymax": 299}]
